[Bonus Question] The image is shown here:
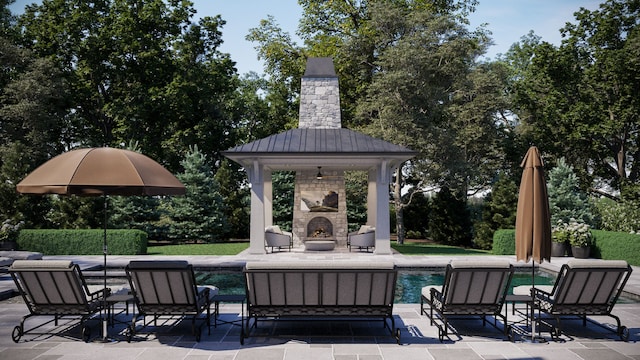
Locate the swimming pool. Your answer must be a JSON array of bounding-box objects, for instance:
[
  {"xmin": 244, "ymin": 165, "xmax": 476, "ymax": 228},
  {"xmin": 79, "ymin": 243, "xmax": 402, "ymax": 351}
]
[{"xmin": 195, "ymin": 269, "xmax": 558, "ymax": 304}]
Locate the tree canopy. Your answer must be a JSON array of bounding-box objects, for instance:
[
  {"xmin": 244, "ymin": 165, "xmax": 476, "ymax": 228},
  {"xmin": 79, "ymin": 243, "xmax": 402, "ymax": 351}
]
[{"xmin": 2, "ymin": 0, "xmax": 639, "ymax": 244}]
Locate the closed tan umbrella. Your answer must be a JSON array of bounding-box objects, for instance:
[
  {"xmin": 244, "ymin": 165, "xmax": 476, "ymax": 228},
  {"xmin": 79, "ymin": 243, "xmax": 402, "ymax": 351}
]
[
  {"xmin": 515, "ymin": 146, "xmax": 551, "ymax": 342},
  {"xmin": 16, "ymin": 147, "xmax": 185, "ymax": 341},
  {"xmin": 516, "ymin": 146, "xmax": 552, "ymax": 263}
]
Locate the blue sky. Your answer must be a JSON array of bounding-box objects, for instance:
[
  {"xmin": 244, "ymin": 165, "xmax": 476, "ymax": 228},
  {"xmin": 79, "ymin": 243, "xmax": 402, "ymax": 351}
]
[{"xmin": 10, "ymin": 0, "xmax": 603, "ymax": 75}]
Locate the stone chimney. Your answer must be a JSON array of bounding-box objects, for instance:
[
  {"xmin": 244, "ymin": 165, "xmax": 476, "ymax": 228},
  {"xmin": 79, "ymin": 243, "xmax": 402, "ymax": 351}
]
[
  {"xmin": 298, "ymin": 57, "xmax": 341, "ymax": 129},
  {"xmin": 292, "ymin": 57, "xmax": 348, "ymax": 249}
]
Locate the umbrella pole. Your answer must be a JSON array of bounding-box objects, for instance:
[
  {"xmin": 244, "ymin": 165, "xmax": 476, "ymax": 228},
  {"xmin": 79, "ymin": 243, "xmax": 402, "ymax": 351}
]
[
  {"xmin": 101, "ymin": 195, "xmax": 109, "ymax": 342},
  {"xmin": 527, "ymin": 260, "xmax": 546, "ymax": 343},
  {"xmin": 531, "ymin": 261, "xmax": 536, "ymax": 341}
]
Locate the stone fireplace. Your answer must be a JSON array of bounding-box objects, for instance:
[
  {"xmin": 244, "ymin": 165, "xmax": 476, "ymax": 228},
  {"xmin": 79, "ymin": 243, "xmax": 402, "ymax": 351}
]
[
  {"xmin": 292, "ymin": 169, "xmax": 347, "ymax": 247},
  {"xmin": 291, "ymin": 57, "xmax": 349, "ymax": 248}
]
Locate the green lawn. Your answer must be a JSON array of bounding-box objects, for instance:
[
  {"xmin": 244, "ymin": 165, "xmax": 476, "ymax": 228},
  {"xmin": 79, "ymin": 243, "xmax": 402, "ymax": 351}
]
[
  {"xmin": 146, "ymin": 241, "xmax": 487, "ymax": 256},
  {"xmin": 147, "ymin": 242, "xmax": 249, "ymax": 255},
  {"xmin": 391, "ymin": 242, "xmax": 490, "ymax": 255}
]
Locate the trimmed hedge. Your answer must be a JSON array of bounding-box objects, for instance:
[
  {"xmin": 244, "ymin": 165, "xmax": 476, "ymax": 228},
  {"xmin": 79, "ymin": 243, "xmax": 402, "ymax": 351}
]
[
  {"xmin": 492, "ymin": 229, "xmax": 516, "ymax": 255},
  {"xmin": 591, "ymin": 230, "xmax": 640, "ymax": 266},
  {"xmin": 491, "ymin": 228, "xmax": 640, "ymax": 266},
  {"xmin": 17, "ymin": 229, "xmax": 147, "ymax": 255}
]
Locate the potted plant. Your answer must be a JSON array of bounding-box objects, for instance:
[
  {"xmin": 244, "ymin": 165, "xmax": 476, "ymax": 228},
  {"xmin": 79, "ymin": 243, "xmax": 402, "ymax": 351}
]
[
  {"xmin": 551, "ymin": 220, "xmax": 569, "ymax": 257},
  {"xmin": 0, "ymin": 219, "xmax": 24, "ymax": 251},
  {"xmin": 567, "ymin": 219, "xmax": 593, "ymax": 259}
]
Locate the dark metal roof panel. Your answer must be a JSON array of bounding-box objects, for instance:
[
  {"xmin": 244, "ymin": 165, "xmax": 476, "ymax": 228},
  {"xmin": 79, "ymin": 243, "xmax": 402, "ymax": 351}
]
[{"xmin": 223, "ymin": 128, "xmax": 415, "ymax": 155}]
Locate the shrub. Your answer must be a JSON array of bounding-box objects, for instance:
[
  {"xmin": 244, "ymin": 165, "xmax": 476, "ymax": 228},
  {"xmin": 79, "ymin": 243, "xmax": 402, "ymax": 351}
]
[
  {"xmin": 17, "ymin": 229, "xmax": 147, "ymax": 255},
  {"xmin": 492, "ymin": 229, "xmax": 515, "ymax": 255},
  {"xmin": 591, "ymin": 230, "xmax": 640, "ymax": 266},
  {"xmin": 593, "ymin": 198, "xmax": 640, "ymax": 233}
]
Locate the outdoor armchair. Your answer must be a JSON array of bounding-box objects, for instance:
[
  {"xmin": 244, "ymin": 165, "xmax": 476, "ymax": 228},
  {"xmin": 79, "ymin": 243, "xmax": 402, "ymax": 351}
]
[
  {"xmin": 347, "ymin": 225, "xmax": 375, "ymax": 252},
  {"xmin": 265, "ymin": 225, "xmax": 292, "ymax": 252}
]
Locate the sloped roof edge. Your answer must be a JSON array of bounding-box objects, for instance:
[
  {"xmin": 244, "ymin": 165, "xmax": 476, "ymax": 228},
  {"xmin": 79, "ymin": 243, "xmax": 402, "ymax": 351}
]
[{"xmin": 222, "ymin": 128, "xmax": 417, "ymax": 156}]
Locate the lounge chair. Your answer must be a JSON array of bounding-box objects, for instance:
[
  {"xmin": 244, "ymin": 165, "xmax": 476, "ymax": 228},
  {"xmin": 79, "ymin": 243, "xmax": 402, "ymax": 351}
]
[
  {"xmin": 532, "ymin": 259, "xmax": 633, "ymax": 341},
  {"xmin": 125, "ymin": 260, "xmax": 217, "ymax": 342},
  {"xmin": 347, "ymin": 225, "xmax": 375, "ymax": 252},
  {"xmin": 9, "ymin": 260, "xmax": 110, "ymax": 342},
  {"xmin": 420, "ymin": 260, "xmax": 514, "ymax": 341},
  {"xmin": 265, "ymin": 225, "xmax": 293, "ymax": 252}
]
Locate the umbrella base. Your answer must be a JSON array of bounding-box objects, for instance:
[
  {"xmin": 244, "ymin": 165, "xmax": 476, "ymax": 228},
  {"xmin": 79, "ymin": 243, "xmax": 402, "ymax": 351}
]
[
  {"xmin": 91, "ymin": 318, "xmax": 118, "ymax": 343},
  {"xmin": 521, "ymin": 335, "xmax": 547, "ymax": 343}
]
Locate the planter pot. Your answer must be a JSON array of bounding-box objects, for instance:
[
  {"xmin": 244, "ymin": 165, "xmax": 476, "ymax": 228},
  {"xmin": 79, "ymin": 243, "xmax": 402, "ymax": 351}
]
[
  {"xmin": 551, "ymin": 242, "xmax": 568, "ymax": 257},
  {"xmin": 571, "ymin": 245, "xmax": 590, "ymax": 259}
]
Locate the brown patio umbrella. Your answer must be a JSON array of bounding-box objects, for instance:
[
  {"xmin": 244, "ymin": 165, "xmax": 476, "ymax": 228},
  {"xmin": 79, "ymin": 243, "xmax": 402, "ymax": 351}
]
[
  {"xmin": 515, "ymin": 146, "xmax": 551, "ymax": 342},
  {"xmin": 16, "ymin": 147, "xmax": 185, "ymax": 341},
  {"xmin": 16, "ymin": 147, "xmax": 185, "ymax": 196}
]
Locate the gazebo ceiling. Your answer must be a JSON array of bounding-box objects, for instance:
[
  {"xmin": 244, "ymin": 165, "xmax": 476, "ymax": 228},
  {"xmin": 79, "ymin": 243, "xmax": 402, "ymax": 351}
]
[{"xmin": 222, "ymin": 128, "xmax": 417, "ymax": 171}]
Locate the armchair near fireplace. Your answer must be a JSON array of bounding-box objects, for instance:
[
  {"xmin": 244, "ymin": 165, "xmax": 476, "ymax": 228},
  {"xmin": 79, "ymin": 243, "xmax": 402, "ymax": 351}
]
[
  {"xmin": 265, "ymin": 226, "xmax": 293, "ymax": 253},
  {"xmin": 348, "ymin": 225, "xmax": 375, "ymax": 252}
]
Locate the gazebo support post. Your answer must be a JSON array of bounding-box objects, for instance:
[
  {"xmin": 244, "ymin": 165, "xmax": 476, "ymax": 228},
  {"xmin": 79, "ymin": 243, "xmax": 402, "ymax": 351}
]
[
  {"xmin": 248, "ymin": 161, "xmax": 267, "ymax": 254},
  {"xmin": 374, "ymin": 162, "xmax": 392, "ymax": 255}
]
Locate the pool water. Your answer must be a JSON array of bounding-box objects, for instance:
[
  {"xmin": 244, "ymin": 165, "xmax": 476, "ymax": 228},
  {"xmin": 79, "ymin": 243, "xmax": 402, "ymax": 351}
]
[{"xmin": 195, "ymin": 269, "xmax": 557, "ymax": 304}]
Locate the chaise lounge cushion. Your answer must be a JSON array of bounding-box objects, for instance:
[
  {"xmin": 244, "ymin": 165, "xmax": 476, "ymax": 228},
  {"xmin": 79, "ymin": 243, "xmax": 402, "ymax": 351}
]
[
  {"xmin": 0, "ymin": 251, "xmax": 43, "ymax": 260},
  {"xmin": 245, "ymin": 260, "xmax": 394, "ymax": 270}
]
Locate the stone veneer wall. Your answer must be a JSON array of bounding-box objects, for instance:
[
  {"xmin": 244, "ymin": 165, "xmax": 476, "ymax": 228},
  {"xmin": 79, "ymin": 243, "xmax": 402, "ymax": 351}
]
[
  {"xmin": 298, "ymin": 77, "xmax": 341, "ymax": 129},
  {"xmin": 292, "ymin": 61, "xmax": 348, "ymax": 249},
  {"xmin": 292, "ymin": 169, "xmax": 347, "ymax": 248}
]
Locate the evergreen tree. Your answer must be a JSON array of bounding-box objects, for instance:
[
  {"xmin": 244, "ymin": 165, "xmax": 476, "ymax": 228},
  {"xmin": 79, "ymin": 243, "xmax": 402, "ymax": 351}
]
[
  {"xmin": 109, "ymin": 195, "xmax": 162, "ymax": 239},
  {"xmin": 429, "ymin": 187, "xmax": 472, "ymax": 246},
  {"xmin": 547, "ymin": 158, "xmax": 594, "ymax": 226},
  {"xmin": 402, "ymin": 191, "xmax": 431, "ymax": 239},
  {"xmin": 214, "ymin": 158, "xmax": 250, "ymax": 239},
  {"xmin": 166, "ymin": 146, "xmax": 228, "ymax": 243},
  {"xmin": 345, "ymin": 171, "xmax": 368, "ymax": 232},
  {"xmin": 271, "ymin": 171, "xmax": 295, "ymax": 232},
  {"xmin": 473, "ymin": 174, "xmax": 518, "ymax": 250}
]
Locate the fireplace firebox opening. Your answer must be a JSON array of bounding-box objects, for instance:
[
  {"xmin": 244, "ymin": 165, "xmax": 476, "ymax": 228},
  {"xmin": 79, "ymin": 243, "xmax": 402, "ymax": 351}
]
[{"xmin": 306, "ymin": 216, "xmax": 333, "ymax": 238}]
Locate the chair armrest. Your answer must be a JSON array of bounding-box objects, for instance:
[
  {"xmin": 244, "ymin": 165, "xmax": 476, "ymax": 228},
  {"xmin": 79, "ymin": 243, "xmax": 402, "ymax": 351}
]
[
  {"xmin": 430, "ymin": 287, "xmax": 444, "ymax": 309},
  {"xmin": 88, "ymin": 287, "xmax": 111, "ymax": 301},
  {"xmin": 198, "ymin": 287, "xmax": 210, "ymax": 304},
  {"xmin": 531, "ymin": 286, "xmax": 553, "ymax": 297}
]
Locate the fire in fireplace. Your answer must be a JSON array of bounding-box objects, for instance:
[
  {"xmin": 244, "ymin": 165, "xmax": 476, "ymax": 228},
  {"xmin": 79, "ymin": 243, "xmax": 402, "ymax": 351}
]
[{"xmin": 306, "ymin": 216, "xmax": 333, "ymax": 238}]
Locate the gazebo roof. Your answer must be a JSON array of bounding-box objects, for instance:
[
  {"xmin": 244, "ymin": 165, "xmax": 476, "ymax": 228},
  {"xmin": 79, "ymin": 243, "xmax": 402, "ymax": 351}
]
[{"xmin": 222, "ymin": 128, "xmax": 417, "ymax": 171}]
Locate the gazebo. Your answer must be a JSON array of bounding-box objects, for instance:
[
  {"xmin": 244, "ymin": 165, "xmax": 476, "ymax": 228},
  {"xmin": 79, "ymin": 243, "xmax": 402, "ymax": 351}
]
[{"xmin": 222, "ymin": 57, "xmax": 416, "ymax": 254}]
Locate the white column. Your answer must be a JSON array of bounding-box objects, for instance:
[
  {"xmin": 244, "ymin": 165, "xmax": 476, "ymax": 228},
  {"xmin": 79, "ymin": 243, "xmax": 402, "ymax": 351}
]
[
  {"xmin": 248, "ymin": 161, "xmax": 266, "ymax": 254},
  {"xmin": 374, "ymin": 161, "xmax": 392, "ymax": 254},
  {"xmin": 264, "ymin": 170, "xmax": 273, "ymax": 227},
  {"xmin": 367, "ymin": 169, "xmax": 377, "ymax": 226}
]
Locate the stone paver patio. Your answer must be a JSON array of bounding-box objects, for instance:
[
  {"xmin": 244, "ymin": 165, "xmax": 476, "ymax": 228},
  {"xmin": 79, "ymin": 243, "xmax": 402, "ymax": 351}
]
[{"xmin": 1, "ymin": 249, "xmax": 639, "ymax": 360}]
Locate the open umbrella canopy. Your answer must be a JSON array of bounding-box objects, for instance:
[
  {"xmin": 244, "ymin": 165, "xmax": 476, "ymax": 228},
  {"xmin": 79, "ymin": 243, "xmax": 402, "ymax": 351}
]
[
  {"xmin": 15, "ymin": 147, "xmax": 185, "ymax": 342},
  {"xmin": 515, "ymin": 146, "xmax": 552, "ymax": 264},
  {"xmin": 16, "ymin": 148, "xmax": 185, "ymax": 196}
]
